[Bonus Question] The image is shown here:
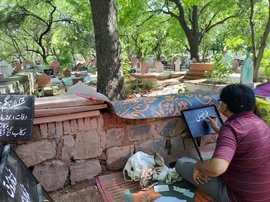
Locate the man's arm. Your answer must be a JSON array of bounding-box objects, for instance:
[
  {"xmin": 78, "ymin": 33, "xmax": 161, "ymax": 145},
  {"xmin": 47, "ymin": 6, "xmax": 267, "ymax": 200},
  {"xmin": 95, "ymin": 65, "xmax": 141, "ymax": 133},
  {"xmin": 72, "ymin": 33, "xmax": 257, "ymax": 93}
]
[{"xmin": 193, "ymin": 157, "xmax": 229, "ymax": 184}]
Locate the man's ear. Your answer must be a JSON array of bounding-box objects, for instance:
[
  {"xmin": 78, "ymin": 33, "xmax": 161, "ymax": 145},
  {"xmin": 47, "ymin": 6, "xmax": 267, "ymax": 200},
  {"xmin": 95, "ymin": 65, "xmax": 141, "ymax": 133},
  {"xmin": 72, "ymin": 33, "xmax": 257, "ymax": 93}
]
[{"xmin": 220, "ymin": 102, "xmax": 228, "ymax": 114}]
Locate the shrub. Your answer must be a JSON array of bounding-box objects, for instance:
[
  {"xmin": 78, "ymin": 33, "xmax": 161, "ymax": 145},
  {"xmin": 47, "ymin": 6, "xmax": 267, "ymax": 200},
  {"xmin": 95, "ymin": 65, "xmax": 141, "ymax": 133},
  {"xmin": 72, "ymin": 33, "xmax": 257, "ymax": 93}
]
[{"xmin": 124, "ymin": 79, "xmax": 157, "ymax": 97}]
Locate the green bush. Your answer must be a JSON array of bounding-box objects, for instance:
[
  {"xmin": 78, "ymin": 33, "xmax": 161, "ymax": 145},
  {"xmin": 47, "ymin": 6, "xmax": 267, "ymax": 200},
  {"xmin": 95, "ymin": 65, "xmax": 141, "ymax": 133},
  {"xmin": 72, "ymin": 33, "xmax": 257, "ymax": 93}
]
[
  {"xmin": 124, "ymin": 79, "xmax": 157, "ymax": 97},
  {"xmin": 205, "ymin": 55, "xmax": 233, "ymax": 84}
]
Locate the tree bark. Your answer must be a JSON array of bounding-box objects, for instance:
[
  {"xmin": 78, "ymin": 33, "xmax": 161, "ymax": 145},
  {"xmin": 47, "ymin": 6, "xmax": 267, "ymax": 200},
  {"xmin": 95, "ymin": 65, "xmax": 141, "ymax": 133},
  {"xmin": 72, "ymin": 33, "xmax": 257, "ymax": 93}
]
[
  {"xmin": 253, "ymin": 0, "xmax": 270, "ymax": 81},
  {"xmin": 249, "ymin": 0, "xmax": 256, "ymax": 62},
  {"xmin": 90, "ymin": 0, "xmax": 124, "ymax": 100}
]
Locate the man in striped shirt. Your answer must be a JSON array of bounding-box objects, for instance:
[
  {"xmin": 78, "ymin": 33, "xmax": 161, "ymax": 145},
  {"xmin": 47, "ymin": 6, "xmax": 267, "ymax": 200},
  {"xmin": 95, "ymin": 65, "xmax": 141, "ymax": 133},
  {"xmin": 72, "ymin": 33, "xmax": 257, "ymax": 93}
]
[{"xmin": 176, "ymin": 84, "xmax": 270, "ymax": 201}]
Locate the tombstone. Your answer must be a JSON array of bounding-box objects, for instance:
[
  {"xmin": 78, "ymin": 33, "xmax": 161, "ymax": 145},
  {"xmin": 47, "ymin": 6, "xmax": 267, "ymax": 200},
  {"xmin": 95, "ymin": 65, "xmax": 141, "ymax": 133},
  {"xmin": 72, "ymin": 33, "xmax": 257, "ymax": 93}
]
[
  {"xmin": 154, "ymin": 61, "xmax": 164, "ymax": 73},
  {"xmin": 191, "ymin": 57, "xmax": 197, "ymax": 63},
  {"xmin": 0, "ymin": 61, "xmax": 13, "ymax": 78},
  {"xmin": 232, "ymin": 59, "xmax": 240, "ymax": 72},
  {"xmin": 0, "ymin": 95, "xmax": 34, "ymax": 141},
  {"xmin": 0, "ymin": 144, "xmax": 53, "ymax": 201},
  {"xmin": 131, "ymin": 57, "xmax": 139, "ymax": 68},
  {"xmin": 49, "ymin": 60, "xmax": 61, "ymax": 76},
  {"xmin": 141, "ymin": 61, "xmax": 149, "ymax": 73},
  {"xmin": 174, "ymin": 59, "xmax": 181, "ymax": 71},
  {"xmin": 241, "ymin": 52, "xmax": 254, "ymax": 86},
  {"xmin": 36, "ymin": 74, "xmax": 52, "ymax": 88}
]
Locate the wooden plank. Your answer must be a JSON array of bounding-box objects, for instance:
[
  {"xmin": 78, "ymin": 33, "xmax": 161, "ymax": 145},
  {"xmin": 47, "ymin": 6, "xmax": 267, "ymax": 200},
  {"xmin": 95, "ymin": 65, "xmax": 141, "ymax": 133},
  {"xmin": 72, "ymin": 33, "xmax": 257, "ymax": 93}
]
[
  {"xmin": 33, "ymin": 110, "xmax": 100, "ymax": 125},
  {"xmin": 35, "ymin": 95, "xmax": 104, "ymax": 110},
  {"xmin": 35, "ymin": 104, "xmax": 107, "ymax": 117}
]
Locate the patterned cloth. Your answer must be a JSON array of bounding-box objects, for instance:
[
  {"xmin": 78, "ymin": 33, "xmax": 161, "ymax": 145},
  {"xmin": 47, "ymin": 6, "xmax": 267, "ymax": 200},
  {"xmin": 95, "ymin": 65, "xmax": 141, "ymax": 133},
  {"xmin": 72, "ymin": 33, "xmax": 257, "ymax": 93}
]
[{"xmin": 111, "ymin": 93, "xmax": 219, "ymax": 120}]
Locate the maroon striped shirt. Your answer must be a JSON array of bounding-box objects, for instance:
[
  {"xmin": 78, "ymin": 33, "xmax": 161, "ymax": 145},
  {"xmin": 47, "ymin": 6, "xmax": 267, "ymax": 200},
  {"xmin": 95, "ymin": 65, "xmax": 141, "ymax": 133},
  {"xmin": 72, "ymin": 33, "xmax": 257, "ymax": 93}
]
[{"xmin": 213, "ymin": 112, "xmax": 270, "ymax": 202}]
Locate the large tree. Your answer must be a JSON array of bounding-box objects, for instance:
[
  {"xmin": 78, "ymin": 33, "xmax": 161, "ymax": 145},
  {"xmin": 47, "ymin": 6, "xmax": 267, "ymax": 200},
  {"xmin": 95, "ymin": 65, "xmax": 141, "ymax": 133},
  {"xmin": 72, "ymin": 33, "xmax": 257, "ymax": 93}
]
[
  {"xmin": 149, "ymin": 0, "xmax": 238, "ymax": 61},
  {"xmin": 90, "ymin": 0, "xmax": 124, "ymax": 100}
]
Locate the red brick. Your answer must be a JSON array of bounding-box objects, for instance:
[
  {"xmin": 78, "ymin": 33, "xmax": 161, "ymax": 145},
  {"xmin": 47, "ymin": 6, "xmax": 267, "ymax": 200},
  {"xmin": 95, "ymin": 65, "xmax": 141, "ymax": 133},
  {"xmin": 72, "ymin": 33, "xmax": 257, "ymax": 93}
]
[
  {"xmin": 63, "ymin": 120, "xmax": 71, "ymax": 135},
  {"xmin": 40, "ymin": 123, "xmax": 48, "ymax": 138},
  {"xmin": 55, "ymin": 122, "xmax": 63, "ymax": 137},
  {"xmin": 70, "ymin": 119, "xmax": 78, "ymax": 134},
  {"xmin": 90, "ymin": 118, "xmax": 98, "ymax": 129},
  {"xmin": 32, "ymin": 125, "xmax": 42, "ymax": 141},
  {"xmin": 84, "ymin": 117, "xmax": 91, "ymax": 130},
  {"xmin": 77, "ymin": 118, "xmax": 85, "ymax": 131},
  {"xmin": 47, "ymin": 122, "xmax": 56, "ymax": 136},
  {"xmin": 97, "ymin": 115, "xmax": 104, "ymax": 129}
]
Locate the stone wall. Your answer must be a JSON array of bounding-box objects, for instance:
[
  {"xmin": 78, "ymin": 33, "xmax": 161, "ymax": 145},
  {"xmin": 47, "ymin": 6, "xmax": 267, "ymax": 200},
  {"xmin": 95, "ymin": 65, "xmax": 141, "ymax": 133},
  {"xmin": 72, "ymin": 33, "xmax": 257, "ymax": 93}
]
[{"xmin": 13, "ymin": 96, "xmax": 217, "ymax": 192}]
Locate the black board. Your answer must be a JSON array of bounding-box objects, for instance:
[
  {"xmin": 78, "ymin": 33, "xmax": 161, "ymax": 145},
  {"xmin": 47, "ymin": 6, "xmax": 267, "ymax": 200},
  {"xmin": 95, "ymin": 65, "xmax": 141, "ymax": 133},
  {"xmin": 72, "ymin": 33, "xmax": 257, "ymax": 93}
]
[
  {"xmin": 0, "ymin": 95, "xmax": 34, "ymax": 141},
  {"xmin": 0, "ymin": 144, "xmax": 53, "ymax": 202},
  {"xmin": 181, "ymin": 105, "xmax": 223, "ymax": 138}
]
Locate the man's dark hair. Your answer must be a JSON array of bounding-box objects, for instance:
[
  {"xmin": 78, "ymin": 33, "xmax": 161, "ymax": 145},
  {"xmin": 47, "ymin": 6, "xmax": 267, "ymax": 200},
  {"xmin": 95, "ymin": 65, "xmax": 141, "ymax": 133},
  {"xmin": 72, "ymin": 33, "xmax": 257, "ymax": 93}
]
[{"xmin": 220, "ymin": 84, "xmax": 255, "ymax": 113}]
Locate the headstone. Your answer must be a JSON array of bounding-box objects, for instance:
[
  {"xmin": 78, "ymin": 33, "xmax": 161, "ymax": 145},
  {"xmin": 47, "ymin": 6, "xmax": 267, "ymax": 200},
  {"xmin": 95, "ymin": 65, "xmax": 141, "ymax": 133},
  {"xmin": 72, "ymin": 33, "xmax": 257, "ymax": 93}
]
[
  {"xmin": 191, "ymin": 57, "xmax": 197, "ymax": 63},
  {"xmin": 0, "ymin": 95, "xmax": 34, "ymax": 141},
  {"xmin": 0, "ymin": 144, "xmax": 53, "ymax": 202},
  {"xmin": 131, "ymin": 57, "xmax": 139, "ymax": 68},
  {"xmin": 174, "ymin": 59, "xmax": 181, "ymax": 71},
  {"xmin": 141, "ymin": 61, "xmax": 149, "ymax": 73},
  {"xmin": 241, "ymin": 52, "xmax": 254, "ymax": 86},
  {"xmin": 155, "ymin": 61, "xmax": 164, "ymax": 73},
  {"xmin": 49, "ymin": 60, "xmax": 61, "ymax": 76},
  {"xmin": 0, "ymin": 61, "xmax": 13, "ymax": 78}
]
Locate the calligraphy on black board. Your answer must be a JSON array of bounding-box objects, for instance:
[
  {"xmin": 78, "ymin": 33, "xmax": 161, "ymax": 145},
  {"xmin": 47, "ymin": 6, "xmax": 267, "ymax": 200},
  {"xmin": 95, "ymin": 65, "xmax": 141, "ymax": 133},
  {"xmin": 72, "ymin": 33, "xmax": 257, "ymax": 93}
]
[
  {"xmin": 0, "ymin": 144, "xmax": 53, "ymax": 202},
  {"xmin": 0, "ymin": 95, "xmax": 34, "ymax": 141},
  {"xmin": 181, "ymin": 105, "xmax": 223, "ymax": 138}
]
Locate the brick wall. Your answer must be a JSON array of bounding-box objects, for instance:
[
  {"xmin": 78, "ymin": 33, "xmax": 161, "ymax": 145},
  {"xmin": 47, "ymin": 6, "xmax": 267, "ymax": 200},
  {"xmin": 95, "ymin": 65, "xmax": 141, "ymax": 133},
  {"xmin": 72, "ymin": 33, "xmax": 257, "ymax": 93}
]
[{"xmin": 13, "ymin": 96, "xmax": 217, "ymax": 192}]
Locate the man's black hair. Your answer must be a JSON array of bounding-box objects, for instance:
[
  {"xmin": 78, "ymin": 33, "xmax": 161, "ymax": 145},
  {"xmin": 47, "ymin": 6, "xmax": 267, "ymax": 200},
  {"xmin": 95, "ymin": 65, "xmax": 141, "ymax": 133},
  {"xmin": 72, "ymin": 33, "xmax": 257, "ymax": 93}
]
[{"xmin": 220, "ymin": 84, "xmax": 255, "ymax": 113}]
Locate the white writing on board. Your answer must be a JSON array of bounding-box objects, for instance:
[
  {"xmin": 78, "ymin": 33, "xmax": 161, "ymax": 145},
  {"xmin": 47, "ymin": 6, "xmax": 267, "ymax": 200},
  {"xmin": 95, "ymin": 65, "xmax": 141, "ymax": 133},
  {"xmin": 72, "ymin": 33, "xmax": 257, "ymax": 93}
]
[
  {"xmin": 0, "ymin": 96, "xmax": 26, "ymax": 111},
  {"xmin": 20, "ymin": 184, "xmax": 31, "ymax": 202},
  {"xmin": 3, "ymin": 167, "xmax": 17, "ymax": 198},
  {"xmin": 0, "ymin": 124, "xmax": 27, "ymax": 137},
  {"xmin": 0, "ymin": 113, "xmax": 28, "ymax": 121},
  {"xmin": 196, "ymin": 110, "xmax": 209, "ymax": 122}
]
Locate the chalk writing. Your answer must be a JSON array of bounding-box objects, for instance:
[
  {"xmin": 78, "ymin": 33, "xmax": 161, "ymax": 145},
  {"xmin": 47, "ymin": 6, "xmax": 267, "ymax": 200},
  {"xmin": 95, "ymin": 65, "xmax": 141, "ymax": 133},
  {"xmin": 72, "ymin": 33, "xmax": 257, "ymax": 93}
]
[
  {"xmin": 0, "ymin": 96, "xmax": 26, "ymax": 111},
  {"xmin": 0, "ymin": 113, "xmax": 28, "ymax": 121},
  {"xmin": 195, "ymin": 110, "xmax": 209, "ymax": 122},
  {"xmin": 2, "ymin": 167, "xmax": 17, "ymax": 198},
  {"xmin": 20, "ymin": 184, "xmax": 31, "ymax": 202},
  {"xmin": 0, "ymin": 124, "xmax": 27, "ymax": 137}
]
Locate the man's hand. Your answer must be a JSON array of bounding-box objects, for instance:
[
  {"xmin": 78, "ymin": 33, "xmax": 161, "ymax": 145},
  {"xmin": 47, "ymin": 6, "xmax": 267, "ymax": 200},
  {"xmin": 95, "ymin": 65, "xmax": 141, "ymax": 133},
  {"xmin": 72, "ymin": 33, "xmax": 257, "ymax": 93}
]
[
  {"xmin": 208, "ymin": 116, "xmax": 220, "ymax": 133},
  {"xmin": 193, "ymin": 163, "xmax": 211, "ymax": 184}
]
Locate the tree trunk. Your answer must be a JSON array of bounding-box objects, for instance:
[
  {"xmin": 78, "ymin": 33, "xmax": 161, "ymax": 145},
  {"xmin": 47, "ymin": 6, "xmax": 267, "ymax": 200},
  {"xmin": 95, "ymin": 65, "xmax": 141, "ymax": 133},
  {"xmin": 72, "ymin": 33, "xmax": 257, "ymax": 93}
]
[
  {"xmin": 90, "ymin": 0, "xmax": 124, "ymax": 100},
  {"xmin": 188, "ymin": 36, "xmax": 199, "ymax": 61},
  {"xmin": 249, "ymin": 0, "xmax": 256, "ymax": 62},
  {"xmin": 253, "ymin": 0, "xmax": 270, "ymax": 81}
]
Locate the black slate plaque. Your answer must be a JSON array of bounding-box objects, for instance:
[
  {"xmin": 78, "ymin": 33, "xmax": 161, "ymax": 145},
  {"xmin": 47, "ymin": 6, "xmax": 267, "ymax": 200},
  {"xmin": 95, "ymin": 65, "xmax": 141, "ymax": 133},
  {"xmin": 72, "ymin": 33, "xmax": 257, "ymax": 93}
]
[{"xmin": 0, "ymin": 95, "xmax": 34, "ymax": 141}]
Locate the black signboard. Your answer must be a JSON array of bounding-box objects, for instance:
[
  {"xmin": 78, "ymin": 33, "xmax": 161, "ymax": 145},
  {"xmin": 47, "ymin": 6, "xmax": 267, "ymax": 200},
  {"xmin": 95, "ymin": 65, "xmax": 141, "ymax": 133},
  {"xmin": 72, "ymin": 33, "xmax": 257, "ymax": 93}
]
[
  {"xmin": 181, "ymin": 105, "xmax": 223, "ymax": 138},
  {"xmin": 0, "ymin": 95, "xmax": 34, "ymax": 141},
  {"xmin": 181, "ymin": 105, "xmax": 223, "ymax": 161},
  {"xmin": 0, "ymin": 144, "xmax": 53, "ymax": 202}
]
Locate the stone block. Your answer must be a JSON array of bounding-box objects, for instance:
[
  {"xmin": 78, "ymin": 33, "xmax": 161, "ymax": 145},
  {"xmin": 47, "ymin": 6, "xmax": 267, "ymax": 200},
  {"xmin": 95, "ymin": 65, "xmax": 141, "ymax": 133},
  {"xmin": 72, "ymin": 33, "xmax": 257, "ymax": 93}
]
[
  {"xmin": 33, "ymin": 160, "xmax": 69, "ymax": 192},
  {"xmin": 16, "ymin": 140, "xmax": 56, "ymax": 167},
  {"xmin": 156, "ymin": 118, "xmax": 186, "ymax": 137},
  {"xmin": 47, "ymin": 122, "xmax": 56, "ymax": 136},
  {"xmin": 97, "ymin": 115, "xmax": 104, "ymax": 129},
  {"xmin": 40, "ymin": 123, "xmax": 48, "ymax": 138},
  {"xmin": 70, "ymin": 160, "xmax": 102, "ymax": 185},
  {"xmin": 126, "ymin": 124, "xmax": 157, "ymax": 141},
  {"xmin": 77, "ymin": 118, "xmax": 85, "ymax": 132},
  {"xmin": 62, "ymin": 135, "xmax": 75, "ymax": 160},
  {"xmin": 84, "ymin": 117, "xmax": 91, "ymax": 130},
  {"xmin": 106, "ymin": 145, "xmax": 134, "ymax": 171},
  {"xmin": 55, "ymin": 121, "xmax": 63, "ymax": 137},
  {"xmin": 32, "ymin": 125, "xmax": 42, "ymax": 141},
  {"xmin": 98, "ymin": 129, "xmax": 107, "ymax": 151},
  {"xmin": 106, "ymin": 128, "xmax": 125, "ymax": 148},
  {"xmin": 135, "ymin": 138, "xmax": 166, "ymax": 156},
  {"xmin": 90, "ymin": 117, "xmax": 98, "ymax": 129},
  {"xmin": 73, "ymin": 130, "xmax": 102, "ymax": 159},
  {"xmin": 70, "ymin": 119, "xmax": 78, "ymax": 134},
  {"xmin": 63, "ymin": 120, "xmax": 71, "ymax": 135}
]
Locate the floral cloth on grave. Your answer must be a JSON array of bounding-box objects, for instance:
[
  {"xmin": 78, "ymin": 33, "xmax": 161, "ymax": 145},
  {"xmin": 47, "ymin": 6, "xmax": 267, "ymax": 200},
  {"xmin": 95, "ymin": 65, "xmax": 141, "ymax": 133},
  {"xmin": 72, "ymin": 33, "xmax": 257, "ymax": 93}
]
[{"xmin": 111, "ymin": 93, "xmax": 219, "ymax": 119}]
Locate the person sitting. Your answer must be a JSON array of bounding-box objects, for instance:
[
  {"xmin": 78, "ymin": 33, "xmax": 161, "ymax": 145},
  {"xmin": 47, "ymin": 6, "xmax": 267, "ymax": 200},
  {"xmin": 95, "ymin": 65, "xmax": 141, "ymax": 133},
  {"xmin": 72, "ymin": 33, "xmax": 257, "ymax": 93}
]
[{"xmin": 176, "ymin": 84, "xmax": 270, "ymax": 201}]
